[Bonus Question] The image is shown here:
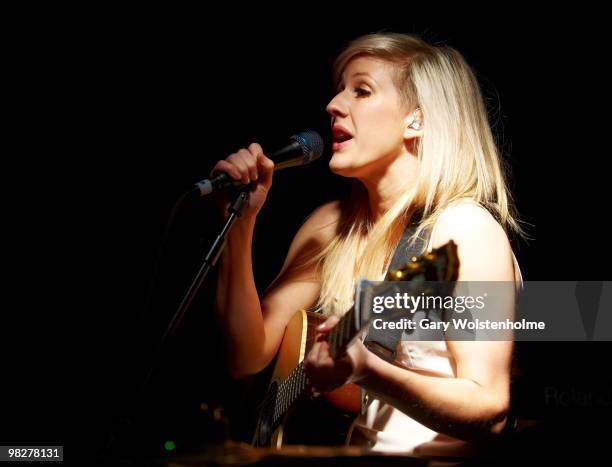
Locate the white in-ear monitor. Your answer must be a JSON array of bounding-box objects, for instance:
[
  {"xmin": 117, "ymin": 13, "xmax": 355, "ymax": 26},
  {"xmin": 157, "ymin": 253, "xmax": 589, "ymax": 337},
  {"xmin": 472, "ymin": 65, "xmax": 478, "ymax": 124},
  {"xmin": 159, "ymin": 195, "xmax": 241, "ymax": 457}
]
[{"xmin": 409, "ymin": 108, "xmax": 422, "ymax": 130}]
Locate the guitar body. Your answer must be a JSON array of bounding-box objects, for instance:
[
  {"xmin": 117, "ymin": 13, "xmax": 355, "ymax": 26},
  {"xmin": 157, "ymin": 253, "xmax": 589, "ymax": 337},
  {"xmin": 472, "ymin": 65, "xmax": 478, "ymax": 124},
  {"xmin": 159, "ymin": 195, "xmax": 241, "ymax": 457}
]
[{"xmin": 252, "ymin": 310, "xmax": 361, "ymax": 447}]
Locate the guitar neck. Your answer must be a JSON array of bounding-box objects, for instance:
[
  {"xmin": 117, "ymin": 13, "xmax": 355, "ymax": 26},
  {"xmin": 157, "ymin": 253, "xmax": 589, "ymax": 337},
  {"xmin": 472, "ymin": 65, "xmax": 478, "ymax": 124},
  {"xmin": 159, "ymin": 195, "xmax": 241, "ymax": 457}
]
[{"xmin": 328, "ymin": 306, "xmax": 359, "ymax": 358}]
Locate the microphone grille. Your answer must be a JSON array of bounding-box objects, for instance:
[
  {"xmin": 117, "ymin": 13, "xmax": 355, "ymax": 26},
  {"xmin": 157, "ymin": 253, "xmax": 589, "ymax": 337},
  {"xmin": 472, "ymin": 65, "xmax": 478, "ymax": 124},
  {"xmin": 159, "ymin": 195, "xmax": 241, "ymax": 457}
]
[{"xmin": 291, "ymin": 130, "xmax": 324, "ymax": 162}]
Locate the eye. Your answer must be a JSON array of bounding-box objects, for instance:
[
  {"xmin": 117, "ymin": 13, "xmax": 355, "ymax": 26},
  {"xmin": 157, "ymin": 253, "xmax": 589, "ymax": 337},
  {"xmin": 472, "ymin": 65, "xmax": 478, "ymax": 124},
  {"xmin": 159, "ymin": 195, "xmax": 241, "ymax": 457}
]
[{"xmin": 354, "ymin": 87, "xmax": 371, "ymax": 97}]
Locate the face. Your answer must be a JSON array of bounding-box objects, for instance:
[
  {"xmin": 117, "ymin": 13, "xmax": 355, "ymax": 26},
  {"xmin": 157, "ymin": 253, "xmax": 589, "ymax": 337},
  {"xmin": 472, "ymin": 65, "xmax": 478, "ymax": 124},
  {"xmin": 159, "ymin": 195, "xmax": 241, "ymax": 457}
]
[{"xmin": 326, "ymin": 56, "xmax": 413, "ymax": 178}]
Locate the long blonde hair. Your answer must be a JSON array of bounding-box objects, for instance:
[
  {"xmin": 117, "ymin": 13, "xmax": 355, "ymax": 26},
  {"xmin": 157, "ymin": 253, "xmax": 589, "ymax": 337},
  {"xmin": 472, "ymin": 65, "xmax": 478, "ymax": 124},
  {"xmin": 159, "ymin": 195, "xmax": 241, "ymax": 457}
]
[{"xmin": 315, "ymin": 33, "xmax": 523, "ymax": 317}]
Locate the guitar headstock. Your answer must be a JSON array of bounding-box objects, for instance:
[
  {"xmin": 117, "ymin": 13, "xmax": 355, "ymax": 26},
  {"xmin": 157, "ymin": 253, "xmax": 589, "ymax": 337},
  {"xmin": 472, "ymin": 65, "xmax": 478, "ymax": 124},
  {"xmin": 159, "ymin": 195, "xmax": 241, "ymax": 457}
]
[
  {"xmin": 385, "ymin": 240, "xmax": 459, "ymax": 283},
  {"xmin": 353, "ymin": 241, "xmax": 460, "ymax": 328}
]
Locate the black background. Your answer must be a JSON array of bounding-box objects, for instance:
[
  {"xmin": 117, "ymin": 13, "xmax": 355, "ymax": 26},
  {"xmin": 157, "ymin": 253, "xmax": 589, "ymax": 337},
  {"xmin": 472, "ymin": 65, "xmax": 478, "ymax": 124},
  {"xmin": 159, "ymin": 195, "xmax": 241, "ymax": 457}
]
[{"xmin": 3, "ymin": 6, "xmax": 610, "ymax": 464}]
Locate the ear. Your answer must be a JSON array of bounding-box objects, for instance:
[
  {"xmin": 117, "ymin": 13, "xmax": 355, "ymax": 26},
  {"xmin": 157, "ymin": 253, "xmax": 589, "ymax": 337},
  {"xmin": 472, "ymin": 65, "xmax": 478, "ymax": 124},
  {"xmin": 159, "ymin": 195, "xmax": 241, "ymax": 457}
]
[{"xmin": 403, "ymin": 107, "xmax": 424, "ymax": 140}]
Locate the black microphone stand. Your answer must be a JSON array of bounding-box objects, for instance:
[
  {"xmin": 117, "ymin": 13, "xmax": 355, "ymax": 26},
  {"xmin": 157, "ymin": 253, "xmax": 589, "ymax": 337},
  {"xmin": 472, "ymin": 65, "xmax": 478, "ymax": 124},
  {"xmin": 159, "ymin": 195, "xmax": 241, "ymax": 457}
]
[
  {"xmin": 104, "ymin": 186, "xmax": 250, "ymax": 463},
  {"xmin": 162, "ymin": 187, "xmax": 250, "ymax": 341}
]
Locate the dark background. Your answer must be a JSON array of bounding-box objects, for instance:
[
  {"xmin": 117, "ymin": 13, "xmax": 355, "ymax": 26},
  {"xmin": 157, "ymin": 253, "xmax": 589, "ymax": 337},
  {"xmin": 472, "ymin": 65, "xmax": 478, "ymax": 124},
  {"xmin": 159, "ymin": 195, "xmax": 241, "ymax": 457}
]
[{"xmin": 3, "ymin": 7, "xmax": 609, "ymax": 464}]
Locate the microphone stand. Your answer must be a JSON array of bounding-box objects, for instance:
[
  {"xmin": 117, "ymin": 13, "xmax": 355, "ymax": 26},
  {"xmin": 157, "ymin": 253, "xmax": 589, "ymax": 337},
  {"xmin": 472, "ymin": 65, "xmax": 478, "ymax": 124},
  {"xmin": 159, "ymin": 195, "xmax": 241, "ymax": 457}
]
[
  {"xmin": 162, "ymin": 187, "xmax": 250, "ymax": 341},
  {"xmin": 104, "ymin": 187, "xmax": 250, "ymax": 462}
]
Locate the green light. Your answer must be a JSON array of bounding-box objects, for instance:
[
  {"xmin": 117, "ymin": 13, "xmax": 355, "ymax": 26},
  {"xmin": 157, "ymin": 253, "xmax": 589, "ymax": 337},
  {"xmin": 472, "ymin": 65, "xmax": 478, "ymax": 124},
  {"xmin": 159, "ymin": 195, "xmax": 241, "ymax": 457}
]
[{"xmin": 164, "ymin": 440, "xmax": 176, "ymax": 451}]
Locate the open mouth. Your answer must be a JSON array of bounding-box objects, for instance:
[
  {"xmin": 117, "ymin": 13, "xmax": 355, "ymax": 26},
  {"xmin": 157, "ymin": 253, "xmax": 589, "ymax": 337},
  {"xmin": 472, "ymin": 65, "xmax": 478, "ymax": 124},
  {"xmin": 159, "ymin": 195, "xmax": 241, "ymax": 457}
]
[
  {"xmin": 332, "ymin": 126, "xmax": 353, "ymax": 151},
  {"xmin": 332, "ymin": 126, "xmax": 353, "ymax": 144}
]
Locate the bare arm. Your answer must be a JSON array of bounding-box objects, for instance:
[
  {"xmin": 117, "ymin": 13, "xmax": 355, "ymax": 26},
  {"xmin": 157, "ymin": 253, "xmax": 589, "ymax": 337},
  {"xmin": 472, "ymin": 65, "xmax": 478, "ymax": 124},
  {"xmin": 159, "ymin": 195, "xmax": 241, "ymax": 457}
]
[{"xmin": 216, "ymin": 193, "xmax": 340, "ymax": 378}]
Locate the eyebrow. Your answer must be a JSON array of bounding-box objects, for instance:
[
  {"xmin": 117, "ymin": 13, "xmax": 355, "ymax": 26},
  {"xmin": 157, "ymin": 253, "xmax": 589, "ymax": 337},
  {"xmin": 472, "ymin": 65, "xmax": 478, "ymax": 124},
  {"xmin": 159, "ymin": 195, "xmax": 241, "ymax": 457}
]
[
  {"xmin": 339, "ymin": 71, "xmax": 378, "ymax": 88},
  {"xmin": 349, "ymin": 71, "xmax": 375, "ymax": 80}
]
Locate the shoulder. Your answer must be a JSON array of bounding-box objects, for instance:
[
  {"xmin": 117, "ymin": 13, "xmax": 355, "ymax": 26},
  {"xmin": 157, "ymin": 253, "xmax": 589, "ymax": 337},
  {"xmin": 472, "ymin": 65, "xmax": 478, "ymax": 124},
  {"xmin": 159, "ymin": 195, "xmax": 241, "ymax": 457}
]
[
  {"xmin": 280, "ymin": 201, "xmax": 341, "ymax": 266},
  {"xmin": 431, "ymin": 200, "xmax": 514, "ymax": 281},
  {"xmin": 296, "ymin": 200, "xmax": 342, "ymax": 244},
  {"xmin": 433, "ymin": 200, "xmax": 505, "ymax": 242}
]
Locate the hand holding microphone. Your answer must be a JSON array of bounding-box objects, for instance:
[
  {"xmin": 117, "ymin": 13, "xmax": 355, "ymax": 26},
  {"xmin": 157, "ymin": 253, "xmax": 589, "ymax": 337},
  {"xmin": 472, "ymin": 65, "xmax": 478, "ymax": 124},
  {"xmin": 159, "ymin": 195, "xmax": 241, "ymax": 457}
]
[
  {"xmin": 209, "ymin": 142, "xmax": 274, "ymax": 218},
  {"xmin": 202, "ymin": 131, "xmax": 324, "ymax": 218}
]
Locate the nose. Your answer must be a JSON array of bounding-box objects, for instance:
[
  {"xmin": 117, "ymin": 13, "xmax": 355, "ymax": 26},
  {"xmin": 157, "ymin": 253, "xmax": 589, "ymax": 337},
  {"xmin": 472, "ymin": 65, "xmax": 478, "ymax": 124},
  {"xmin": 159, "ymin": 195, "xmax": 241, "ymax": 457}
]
[{"xmin": 326, "ymin": 92, "xmax": 347, "ymax": 120}]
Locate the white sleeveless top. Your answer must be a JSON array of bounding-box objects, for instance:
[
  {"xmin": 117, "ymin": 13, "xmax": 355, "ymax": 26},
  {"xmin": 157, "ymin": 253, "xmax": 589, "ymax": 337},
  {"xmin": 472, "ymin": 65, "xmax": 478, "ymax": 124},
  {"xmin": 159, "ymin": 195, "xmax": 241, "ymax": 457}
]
[
  {"xmin": 352, "ymin": 341, "xmax": 459, "ymax": 455},
  {"xmin": 351, "ymin": 202, "xmax": 523, "ymax": 456}
]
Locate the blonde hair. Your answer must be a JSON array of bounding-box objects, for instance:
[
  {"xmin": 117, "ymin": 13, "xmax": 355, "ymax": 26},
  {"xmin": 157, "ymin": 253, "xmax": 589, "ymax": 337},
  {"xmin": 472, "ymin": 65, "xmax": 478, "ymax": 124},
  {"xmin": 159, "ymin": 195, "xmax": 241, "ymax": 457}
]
[{"xmin": 315, "ymin": 33, "xmax": 523, "ymax": 317}]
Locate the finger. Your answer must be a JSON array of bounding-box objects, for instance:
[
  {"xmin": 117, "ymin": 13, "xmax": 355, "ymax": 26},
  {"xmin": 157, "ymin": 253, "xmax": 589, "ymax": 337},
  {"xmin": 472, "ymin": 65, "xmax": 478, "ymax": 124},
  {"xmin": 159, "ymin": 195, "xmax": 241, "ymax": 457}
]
[
  {"xmin": 256, "ymin": 151, "xmax": 275, "ymax": 187},
  {"xmin": 248, "ymin": 142, "xmax": 264, "ymax": 163},
  {"xmin": 315, "ymin": 331, "xmax": 328, "ymax": 342},
  {"xmin": 227, "ymin": 153, "xmax": 251, "ymax": 184},
  {"xmin": 319, "ymin": 341, "xmax": 334, "ymax": 366},
  {"xmin": 211, "ymin": 160, "xmax": 241, "ymax": 181},
  {"xmin": 309, "ymin": 341, "xmax": 322, "ymax": 364},
  {"xmin": 317, "ymin": 315, "xmax": 340, "ymax": 333},
  {"xmin": 236, "ymin": 148, "xmax": 258, "ymax": 182}
]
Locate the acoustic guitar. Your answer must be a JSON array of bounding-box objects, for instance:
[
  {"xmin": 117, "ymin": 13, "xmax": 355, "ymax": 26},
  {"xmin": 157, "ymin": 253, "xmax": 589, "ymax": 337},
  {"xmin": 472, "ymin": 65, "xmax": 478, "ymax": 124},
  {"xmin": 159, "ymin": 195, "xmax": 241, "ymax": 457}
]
[{"xmin": 252, "ymin": 241, "xmax": 459, "ymax": 448}]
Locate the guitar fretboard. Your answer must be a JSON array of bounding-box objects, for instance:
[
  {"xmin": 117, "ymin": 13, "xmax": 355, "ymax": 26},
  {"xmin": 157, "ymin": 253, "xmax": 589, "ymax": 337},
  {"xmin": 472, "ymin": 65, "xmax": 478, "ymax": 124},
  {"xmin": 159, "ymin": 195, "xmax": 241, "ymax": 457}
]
[{"xmin": 329, "ymin": 306, "xmax": 359, "ymax": 358}]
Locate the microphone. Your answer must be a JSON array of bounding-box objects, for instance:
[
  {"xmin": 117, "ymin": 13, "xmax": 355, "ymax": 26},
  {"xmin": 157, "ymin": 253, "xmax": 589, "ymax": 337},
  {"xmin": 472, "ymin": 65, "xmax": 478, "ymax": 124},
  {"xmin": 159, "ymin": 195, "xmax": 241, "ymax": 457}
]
[{"xmin": 195, "ymin": 130, "xmax": 324, "ymax": 196}]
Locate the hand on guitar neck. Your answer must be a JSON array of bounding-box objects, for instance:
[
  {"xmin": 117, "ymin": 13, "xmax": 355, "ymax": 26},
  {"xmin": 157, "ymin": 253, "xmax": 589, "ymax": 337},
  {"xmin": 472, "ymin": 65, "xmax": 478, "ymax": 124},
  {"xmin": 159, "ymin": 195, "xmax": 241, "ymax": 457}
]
[{"xmin": 303, "ymin": 315, "xmax": 371, "ymax": 393}]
